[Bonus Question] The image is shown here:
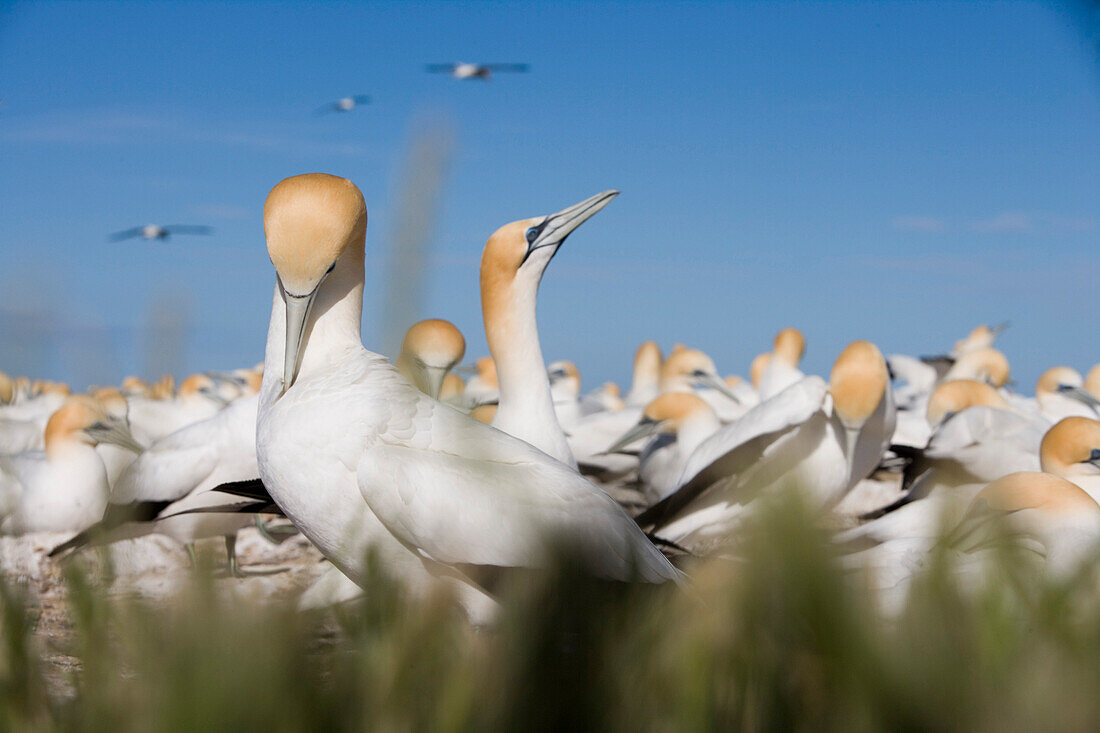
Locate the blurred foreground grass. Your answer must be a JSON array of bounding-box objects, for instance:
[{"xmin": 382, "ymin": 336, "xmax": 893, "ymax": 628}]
[{"xmin": 3, "ymin": 498, "xmax": 1100, "ymax": 731}]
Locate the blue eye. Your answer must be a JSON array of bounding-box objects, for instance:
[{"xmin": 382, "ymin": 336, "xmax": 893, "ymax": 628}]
[{"xmin": 525, "ymin": 227, "xmax": 538, "ymax": 243}]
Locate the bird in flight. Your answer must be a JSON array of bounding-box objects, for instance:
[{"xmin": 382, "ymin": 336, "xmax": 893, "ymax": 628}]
[
  {"xmin": 109, "ymin": 224, "xmax": 213, "ymax": 242},
  {"xmin": 314, "ymin": 94, "xmax": 371, "ymax": 115},
  {"xmin": 425, "ymin": 62, "xmax": 529, "ymax": 80}
]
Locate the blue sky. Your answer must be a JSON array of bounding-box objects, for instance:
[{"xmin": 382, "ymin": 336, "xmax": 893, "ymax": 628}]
[{"xmin": 0, "ymin": 1, "xmax": 1097, "ymax": 393}]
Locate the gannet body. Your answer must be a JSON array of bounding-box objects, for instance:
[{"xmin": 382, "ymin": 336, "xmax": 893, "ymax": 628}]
[{"xmin": 257, "ymin": 175, "xmax": 678, "ymax": 608}]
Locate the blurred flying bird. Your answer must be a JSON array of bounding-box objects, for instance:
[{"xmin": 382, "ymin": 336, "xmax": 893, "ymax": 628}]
[
  {"xmin": 425, "ymin": 62, "xmax": 529, "ymax": 80},
  {"xmin": 109, "ymin": 224, "xmax": 213, "ymax": 242},
  {"xmin": 314, "ymin": 95, "xmax": 371, "ymax": 115}
]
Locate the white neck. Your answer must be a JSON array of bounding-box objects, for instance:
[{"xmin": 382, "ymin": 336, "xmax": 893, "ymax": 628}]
[
  {"xmin": 678, "ymin": 410, "xmax": 721, "ymax": 458},
  {"xmin": 485, "ymin": 269, "xmax": 576, "ymax": 468},
  {"xmin": 261, "ymin": 248, "xmax": 365, "ymax": 400}
]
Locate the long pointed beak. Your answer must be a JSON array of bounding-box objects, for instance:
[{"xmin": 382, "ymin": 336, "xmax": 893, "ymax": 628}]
[
  {"xmin": 694, "ymin": 371, "xmax": 741, "ymax": 404},
  {"xmin": 1087, "ymin": 448, "xmax": 1100, "ymax": 470},
  {"xmin": 90, "ymin": 421, "xmax": 145, "ymax": 454},
  {"xmin": 281, "ymin": 279, "xmax": 321, "ymax": 394},
  {"xmin": 1062, "ymin": 385, "xmax": 1100, "ymax": 412},
  {"xmin": 601, "ymin": 418, "xmax": 661, "ymax": 455},
  {"xmin": 529, "ymin": 190, "xmax": 619, "ymax": 255},
  {"xmin": 423, "ymin": 366, "xmax": 448, "ymax": 400},
  {"xmin": 990, "ymin": 321, "xmax": 1010, "ymax": 337}
]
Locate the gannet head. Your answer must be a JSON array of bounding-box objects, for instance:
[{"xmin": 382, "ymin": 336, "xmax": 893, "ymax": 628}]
[
  {"xmin": 605, "ymin": 392, "xmax": 713, "ymax": 455},
  {"xmin": 178, "ymin": 374, "xmax": 227, "ymax": 406},
  {"xmin": 1040, "ymin": 417, "xmax": 1100, "ymax": 480},
  {"xmin": 439, "ymin": 373, "xmax": 465, "ymax": 402},
  {"xmin": 948, "ymin": 347, "xmax": 1010, "ymax": 387},
  {"xmin": 1087, "ymin": 364, "xmax": 1100, "ymax": 400},
  {"xmin": 148, "ymin": 375, "xmax": 175, "ymax": 400},
  {"xmin": 659, "ymin": 347, "xmax": 739, "ymax": 403},
  {"xmin": 548, "ymin": 360, "xmax": 581, "ymax": 398},
  {"xmin": 121, "ymin": 375, "xmax": 148, "ymax": 397},
  {"xmin": 1036, "ymin": 367, "xmax": 1099, "ymax": 412},
  {"xmin": 750, "ymin": 352, "xmax": 771, "ymax": 389},
  {"xmin": 829, "ymin": 341, "xmax": 889, "ymax": 459},
  {"xmin": 481, "ymin": 191, "xmax": 618, "ymax": 317},
  {"xmin": 951, "ymin": 322, "xmax": 1008, "ymax": 357},
  {"xmin": 0, "ymin": 371, "xmax": 13, "ymax": 405},
  {"xmin": 633, "ymin": 341, "xmax": 663, "ymax": 378},
  {"xmin": 926, "ymin": 379, "xmax": 1009, "ymax": 428},
  {"xmin": 474, "ymin": 356, "xmax": 498, "ymax": 389},
  {"xmin": 91, "ymin": 387, "xmax": 129, "ymax": 423},
  {"xmin": 773, "ymin": 327, "xmax": 805, "ymax": 367},
  {"xmin": 44, "ymin": 396, "xmax": 144, "ymax": 458},
  {"xmin": 37, "ymin": 381, "xmax": 71, "ymax": 398},
  {"xmin": 397, "ymin": 318, "xmax": 467, "ymax": 399},
  {"xmin": 264, "ymin": 173, "xmax": 367, "ymax": 392}
]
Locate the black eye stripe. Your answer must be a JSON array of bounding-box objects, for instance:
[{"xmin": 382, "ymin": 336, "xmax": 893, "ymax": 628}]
[{"xmin": 325, "ymin": 262, "xmax": 336, "ymax": 274}]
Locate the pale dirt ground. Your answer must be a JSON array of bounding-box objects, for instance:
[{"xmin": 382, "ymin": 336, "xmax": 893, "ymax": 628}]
[{"xmin": 0, "ymin": 526, "xmax": 329, "ymax": 698}]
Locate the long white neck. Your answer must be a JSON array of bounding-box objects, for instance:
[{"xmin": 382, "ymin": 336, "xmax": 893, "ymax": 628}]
[
  {"xmin": 261, "ymin": 247, "xmax": 366, "ymax": 403},
  {"xmin": 678, "ymin": 410, "xmax": 721, "ymax": 459},
  {"xmin": 484, "ymin": 272, "xmax": 576, "ymax": 469}
]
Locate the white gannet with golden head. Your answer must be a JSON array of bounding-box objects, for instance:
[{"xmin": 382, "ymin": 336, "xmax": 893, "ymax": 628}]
[
  {"xmin": 480, "ymin": 191, "xmax": 619, "ymax": 468},
  {"xmin": 637, "ymin": 340, "xmax": 892, "ymax": 553},
  {"xmin": 658, "ymin": 346, "xmax": 745, "ymax": 421},
  {"xmin": 943, "ymin": 347, "xmax": 1010, "ymax": 388},
  {"xmin": 950, "ymin": 322, "xmax": 1008, "ymax": 358},
  {"xmin": 462, "ymin": 356, "xmax": 499, "ymax": 407},
  {"xmin": 396, "ymin": 318, "xmax": 466, "ymax": 400},
  {"xmin": 580, "ymin": 381, "xmax": 625, "ymax": 416},
  {"xmin": 127, "ymin": 373, "xmax": 228, "ymax": 445},
  {"xmin": 1039, "ymin": 417, "xmax": 1100, "ymax": 503},
  {"xmin": 256, "ymin": 174, "xmax": 679, "ymax": 612},
  {"xmin": 1, "ymin": 396, "xmax": 142, "ymax": 534},
  {"xmin": 605, "ymin": 392, "xmax": 721, "ymax": 504},
  {"xmin": 625, "ymin": 341, "xmax": 662, "ymax": 407},
  {"xmin": 758, "ymin": 327, "xmax": 806, "ymax": 400},
  {"xmin": 1035, "ymin": 366, "xmax": 1100, "ymax": 422},
  {"xmin": 548, "ymin": 360, "xmax": 583, "ymax": 426}
]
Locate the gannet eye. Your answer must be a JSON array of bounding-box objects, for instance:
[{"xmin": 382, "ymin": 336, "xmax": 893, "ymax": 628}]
[{"xmin": 525, "ymin": 227, "xmax": 538, "ymax": 244}]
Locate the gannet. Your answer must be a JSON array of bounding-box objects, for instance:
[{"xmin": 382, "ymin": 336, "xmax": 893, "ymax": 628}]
[
  {"xmin": 605, "ymin": 392, "xmax": 720, "ymax": 504},
  {"xmin": 127, "ymin": 373, "xmax": 228, "ymax": 445},
  {"xmin": 462, "ymin": 356, "xmax": 498, "ymax": 407},
  {"xmin": 942, "ymin": 347, "xmax": 1010, "ymax": 387},
  {"xmin": 315, "ymin": 94, "xmax": 371, "ymax": 115},
  {"xmin": 109, "ymin": 224, "xmax": 213, "ymax": 242},
  {"xmin": 90, "ymin": 387, "xmax": 142, "ymax": 488},
  {"xmin": 637, "ymin": 340, "xmax": 893, "ymax": 552},
  {"xmin": 624, "ymin": 341, "xmax": 662, "ymax": 407},
  {"xmin": 1038, "ymin": 417, "xmax": 1100, "ymax": 502},
  {"xmin": 256, "ymin": 174, "xmax": 679, "ymax": 601},
  {"xmin": 425, "ymin": 62, "xmax": 529, "ymax": 80},
  {"xmin": 480, "ymin": 190, "xmax": 619, "ymax": 469},
  {"xmin": 579, "ymin": 382, "xmax": 625, "ymax": 416},
  {"xmin": 0, "ymin": 371, "xmax": 13, "ymax": 405},
  {"xmin": 49, "ymin": 392, "xmax": 265, "ymax": 575},
  {"xmin": 395, "ymin": 319, "xmax": 466, "ymax": 400},
  {"xmin": 757, "ymin": 327, "xmax": 806, "ymax": 400},
  {"xmin": 950, "ymin": 322, "xmax": 1008, "ymax": 358},
  {"xmin": 548, "ymin": 360, "xmax": 582, "ymax": 426},
  {"xmin": 658, "ymin": 347, "xmax": 746, "ymax": 421},
  {"xmin": 1, "ymin": 396, "xmax": 142, "ymax": 534},
  {"xmin": 1087, "ymin": 364, "xmax": 1100, "ymax": 400},
  {"xmin": 1035, "ymin": 367, "xmax": 1100, "ymax": 422}
]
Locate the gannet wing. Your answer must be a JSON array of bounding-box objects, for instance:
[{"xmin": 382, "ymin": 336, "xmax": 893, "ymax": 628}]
[
  {"xmin": 162, "ymin": 225, "xmax": 213, "ymax": 236},
  {"xmin": 636, "ymin": 377, "xmax": 828, "ymax": 530},
  {"xmin": 482, "ymin": 63, "xmax": 529, "ymax": 72},
  {"xmin": 356, "ymin": 438, "xmax": 681, "ymax": 583},
  {"xmin": 425, "ymin": 63, "xmax": 458, "ymax": 73},
  {"xmin": 108, "ymin": 227, "xmax": 145, "ymax": 242}
]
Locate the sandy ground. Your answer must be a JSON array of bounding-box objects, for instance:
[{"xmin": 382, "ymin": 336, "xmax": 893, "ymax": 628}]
[{"xmin": 0, "ymin": 525, "xmax": 329, "ymax": 698}]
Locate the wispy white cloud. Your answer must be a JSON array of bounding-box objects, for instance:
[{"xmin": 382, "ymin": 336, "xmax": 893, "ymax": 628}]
[
  {"xmin": 0, "ymin": 108, "xmax": 377, "ymax": 158},
  {"xmin": 890, "ymin": 211, "xmax": 1097, "ymax": 235},
  {"xmin": 891, "ymin": 215, "xmax": 947, "ymax": 233}
]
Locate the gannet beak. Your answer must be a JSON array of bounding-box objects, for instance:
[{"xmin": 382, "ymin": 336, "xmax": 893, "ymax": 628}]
[
  {"xmin": 524, "ymin": 190, "xmax": 619, "ymax": 262},
  {"xmin": 693, "ymin": 370, "xmax": 740, "ymax": 404},
  {"xmin": 1059, "ymin": 384, "xmax": 1100, "ymax": 411},
  {"xmin": 87, "ymin": 420, "xmax": 145, "ymax": 454},
  {"xmin": 601, "ymin": 418, "xmax": 661, "ymax": 455},
  {"xmin": 280, "ymin": 276, "xmax": 324, "ymax": 394},
  {"xmin": 199, "ymin": 387, "xmax": 231, "ymax": 407},
  {"xmin": 990, "ymin": 321, "xmax": 1010, "ymax": 337},
  {"xmin": 423, "ymin": 366, "xmax": 448, "ymax": 400}
]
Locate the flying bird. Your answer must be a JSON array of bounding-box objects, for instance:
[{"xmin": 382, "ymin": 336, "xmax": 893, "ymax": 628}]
[
  {"xmin": 314, "ymin": 95, "xmax": 371, "ymax": 115},
  {"xmin": 109, "ymin": 224, "xmax": 212, "ymax": 242},
  {"xmin": 425, "ymin": 62, "xmax": 529, "ymax": 80}
]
